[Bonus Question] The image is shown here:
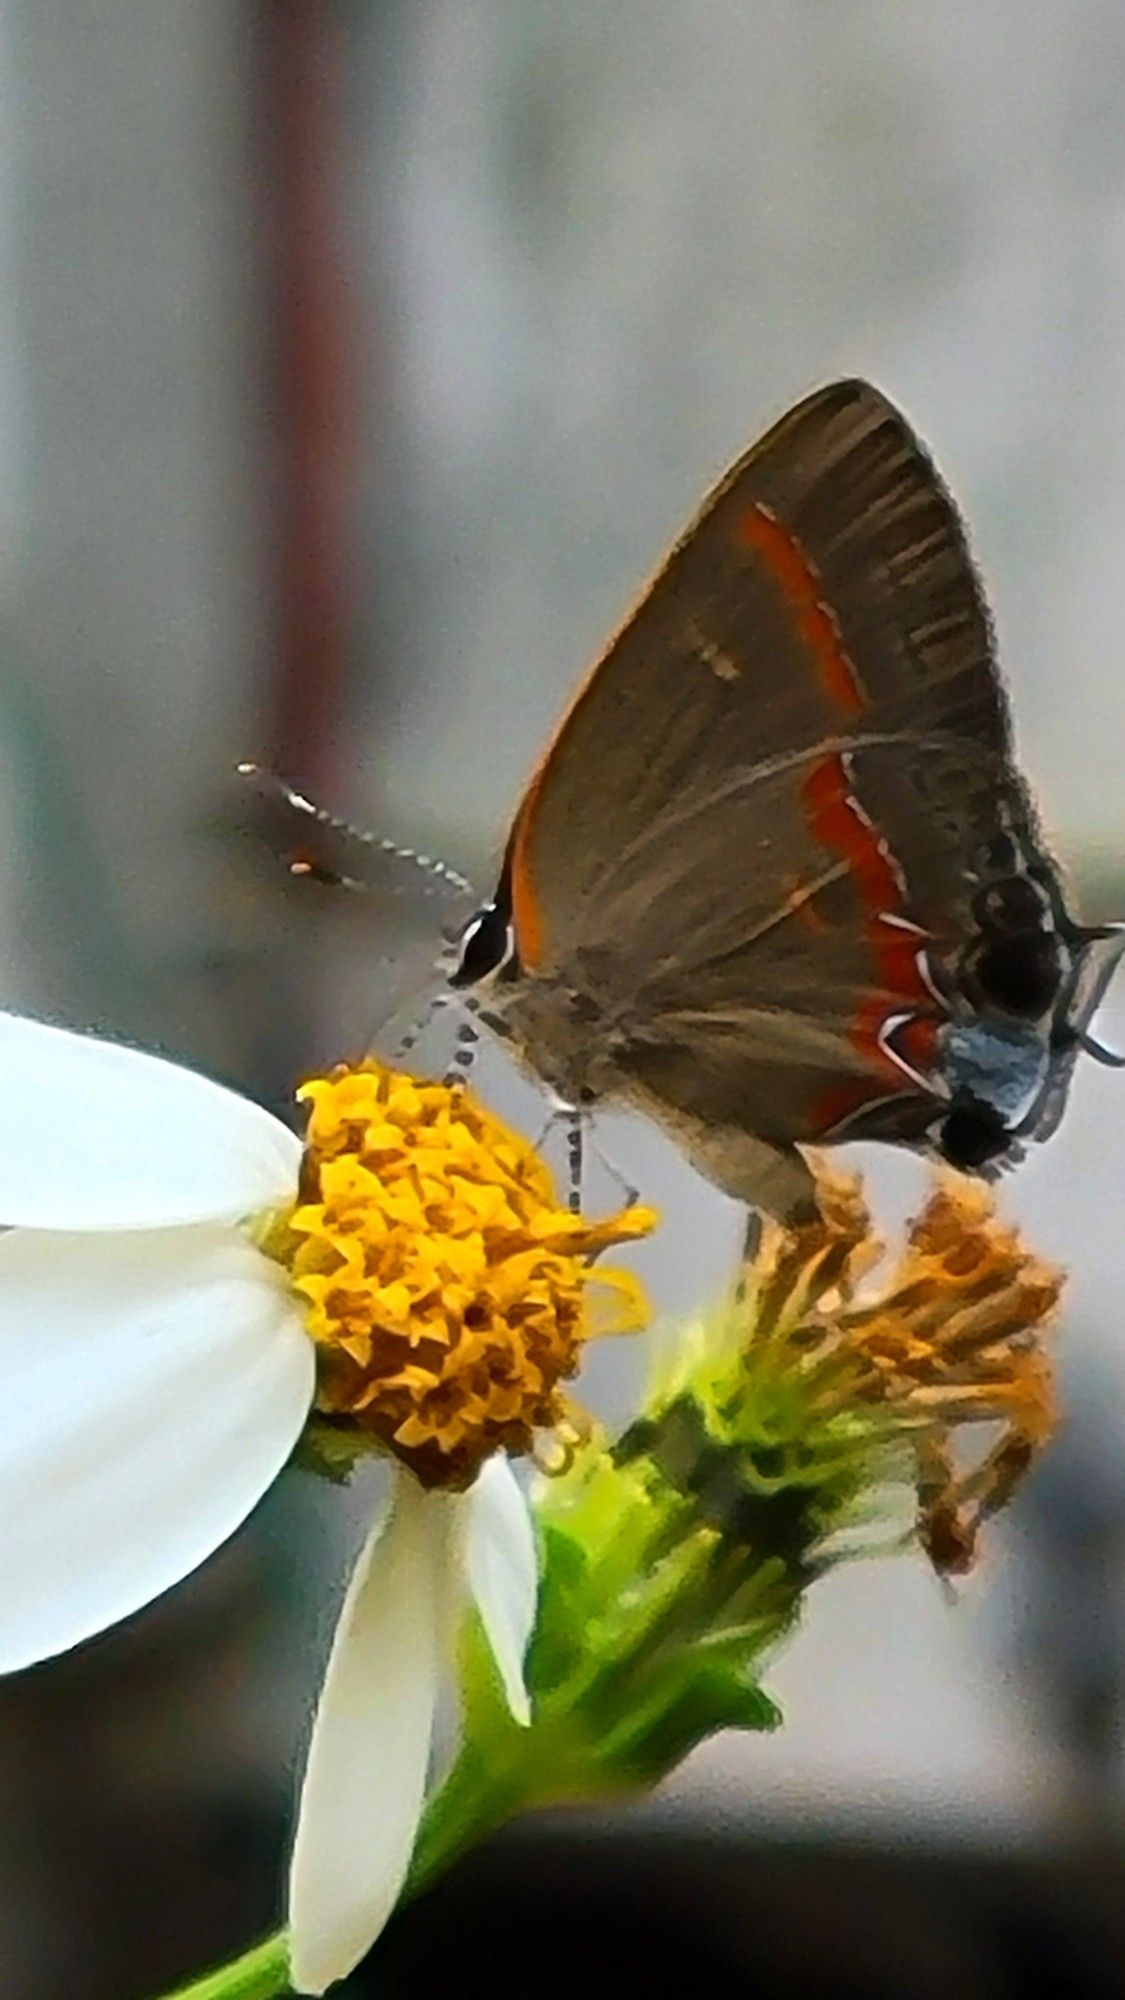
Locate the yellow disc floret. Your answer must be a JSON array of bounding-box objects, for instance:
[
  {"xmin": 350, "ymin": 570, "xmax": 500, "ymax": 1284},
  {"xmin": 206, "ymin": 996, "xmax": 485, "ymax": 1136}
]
[{"xmin": 270, "ymin": 1061, "xmax": 656, "ymax": 1489}]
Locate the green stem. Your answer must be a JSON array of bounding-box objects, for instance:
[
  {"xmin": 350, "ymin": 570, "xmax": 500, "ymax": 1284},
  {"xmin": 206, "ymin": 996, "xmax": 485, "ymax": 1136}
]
[
  {"xmin": 149, "ymin": 1404, "xmax": 865, "ymax": 2000},
  {"xmin": 160, "ymin": 1931, "xmax": 290, "ymax": 2000},
  {"xmin": 405, "ymin": 1740, "xmax": 531, "ymax": 1900}
]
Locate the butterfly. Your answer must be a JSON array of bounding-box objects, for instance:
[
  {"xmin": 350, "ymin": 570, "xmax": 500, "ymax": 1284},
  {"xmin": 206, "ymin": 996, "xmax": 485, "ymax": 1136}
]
[{"xmin": 249, "ymin": 381, "xmax": 1124, "ymax": 1222}]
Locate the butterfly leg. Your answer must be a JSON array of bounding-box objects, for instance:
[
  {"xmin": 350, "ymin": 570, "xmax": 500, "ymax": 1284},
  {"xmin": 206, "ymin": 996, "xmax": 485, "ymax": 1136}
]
[
  {"xmin": 586, "ymin": 1132, "xmax": 639, "ymax": 1209},
  {"xmin": 565, "ymin": 1109, "xmax": 584, "ymax": 1213},
  {"xmin": 444, "ymin": 1002, "xmax": 482, "ymax": 1088},
  {"xmin": 532, "ymin": 1101, "xmax": 640, "ymax": 1212},
  {"xmin": 570, "ymin": 1117, "xmax": 644, "ymax": 1211},
  {"xmin": 740, "ymin": 1208, "xmax": 763, "ymax": 1269},
  {"xmin": 391, "ymin": 990, "xmax": 455, "ymax": 1064}
]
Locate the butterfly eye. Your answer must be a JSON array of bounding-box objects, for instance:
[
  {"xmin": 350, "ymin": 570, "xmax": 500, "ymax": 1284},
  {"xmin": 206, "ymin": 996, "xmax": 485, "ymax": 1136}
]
[
  {"xmin": 971, "ymin": 932, "xmax": 1064, "ymax": 1018},
  {"xmin": 449, "ymin": 903, "xmax": 515, "ymax": 989},
  {"xmin": 976, "ymin": 875, "xmax": 1053, "ymax": 930}
]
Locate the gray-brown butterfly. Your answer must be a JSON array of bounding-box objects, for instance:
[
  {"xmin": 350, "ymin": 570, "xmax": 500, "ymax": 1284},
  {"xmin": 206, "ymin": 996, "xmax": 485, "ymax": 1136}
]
[{"xmin": 447, "ymin": 380, "xmax": 1123, "ymax": 1220}]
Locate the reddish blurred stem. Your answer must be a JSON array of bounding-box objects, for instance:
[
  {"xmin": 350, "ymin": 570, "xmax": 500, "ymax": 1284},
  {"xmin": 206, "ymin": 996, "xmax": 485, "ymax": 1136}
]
[{"xmin": 255, "ymin": 0, "xmax": 356, "ymax": 793}]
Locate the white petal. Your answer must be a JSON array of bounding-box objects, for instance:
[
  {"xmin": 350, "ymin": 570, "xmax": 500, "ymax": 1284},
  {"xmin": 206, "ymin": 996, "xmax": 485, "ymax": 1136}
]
[
  {"xmin": 0, "ymin": 1012, "xmax": 302, "ymax": 1229},
  {"xmin": 0, "ymin": 1224, "xmax": 313, "ymax": 1672},
  {"xmin": 288, "ymin": 1475, "xmax": 449, "ymax": 1996},
  {"xmin": 465, "ymin": 1455, "xmax": 538, "ymax": 1726}
]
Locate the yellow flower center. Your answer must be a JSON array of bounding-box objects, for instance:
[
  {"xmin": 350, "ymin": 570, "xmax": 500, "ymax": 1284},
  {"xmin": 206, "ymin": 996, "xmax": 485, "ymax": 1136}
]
[{"xmin": 267, "ymin": 1061, "xmax": 656, "ymax": 1489}]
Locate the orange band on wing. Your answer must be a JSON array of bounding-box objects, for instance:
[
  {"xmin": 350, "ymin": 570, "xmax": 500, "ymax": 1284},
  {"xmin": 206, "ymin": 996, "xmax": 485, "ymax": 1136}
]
[
  {"xmin": 740, "ymin": 503, "xmax": 867, "ymax": 716},
  {"xmin": 803, "ymin": 755, "xmax": 908, "ymax": 958},
  {"xmin": 802, "ymin": 751, "xmax": 937, "ymax": 1109},
  {"xmin": 810, "ymin": 1076, "xmax": 897, "ymax": 1134},
  {"xmin": 508, "ymin": 794, "xmax": 546, "ymax": 971}
]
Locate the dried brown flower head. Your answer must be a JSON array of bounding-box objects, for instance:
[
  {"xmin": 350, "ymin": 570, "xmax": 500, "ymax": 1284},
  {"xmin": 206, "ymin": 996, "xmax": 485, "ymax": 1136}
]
[{"xmin": 741, "ymin": 1158, "xmax": 1063, "ymax": 1573}]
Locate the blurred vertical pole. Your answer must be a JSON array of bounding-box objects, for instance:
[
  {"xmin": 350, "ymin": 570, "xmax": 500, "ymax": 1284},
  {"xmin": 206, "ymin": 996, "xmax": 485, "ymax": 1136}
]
[
  {"xmin": 253, "ymin": 0, "xmax": 357, "ymax": 794},
  {"xmin": 243, "ymin": 1, "xmax": 371, "ymax": 1096}
]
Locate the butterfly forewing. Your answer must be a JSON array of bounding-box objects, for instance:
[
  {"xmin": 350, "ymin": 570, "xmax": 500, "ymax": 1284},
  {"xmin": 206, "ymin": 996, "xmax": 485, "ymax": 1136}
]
[{"xmin": 511, "ymin": 384, "xmax": 1019, "ymax": 959}]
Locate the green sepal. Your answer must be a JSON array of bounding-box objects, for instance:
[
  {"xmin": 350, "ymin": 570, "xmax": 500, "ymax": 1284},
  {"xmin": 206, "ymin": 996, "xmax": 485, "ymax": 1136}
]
[
  {"xmin": 586, "ymin": 1644, "xmax": 783, "ymax": 1788},
  {"xmin": 291, "ymin": 1416, "xmax": 374, "ymax": 1485},
  {"xmin": 412, "ymin": 1311, "xmax": 905, "ymax": 1902},
  {"xmin": 408, "ymin": 1498, "xmax": 787, "ymax": 1899}
]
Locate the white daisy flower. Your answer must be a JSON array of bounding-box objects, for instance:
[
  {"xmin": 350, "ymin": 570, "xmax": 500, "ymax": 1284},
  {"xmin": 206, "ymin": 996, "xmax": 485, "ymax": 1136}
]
[{"xmin": 0, "ymin": 1014, "xmax": 652, "ymax": 1992}]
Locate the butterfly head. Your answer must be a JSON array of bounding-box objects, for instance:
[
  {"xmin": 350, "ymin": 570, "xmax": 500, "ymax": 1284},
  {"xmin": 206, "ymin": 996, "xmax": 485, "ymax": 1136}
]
[{"xmin": 927, "ymin": 909, "xmax": 1125, "ymax": 1176}]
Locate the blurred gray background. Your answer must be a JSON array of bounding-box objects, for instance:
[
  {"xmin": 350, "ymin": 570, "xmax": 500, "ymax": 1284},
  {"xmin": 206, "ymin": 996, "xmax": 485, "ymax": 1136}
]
[{"xmin": 0, "ymin": 5, "xmax": 1123, "ymax": 1996}]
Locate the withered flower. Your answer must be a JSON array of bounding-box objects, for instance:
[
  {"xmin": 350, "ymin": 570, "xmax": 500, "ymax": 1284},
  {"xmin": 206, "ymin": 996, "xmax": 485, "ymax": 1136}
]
[{"xmin": 740, "ymin": 1158, "xmax": 1061, "ymax": 1572}]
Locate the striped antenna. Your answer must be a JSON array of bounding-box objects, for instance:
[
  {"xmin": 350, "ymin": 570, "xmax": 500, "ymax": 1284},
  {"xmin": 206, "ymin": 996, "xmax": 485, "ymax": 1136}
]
[{"xmin": 237, "ymin": 763, "xmax": 477, "ymax": 900}]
